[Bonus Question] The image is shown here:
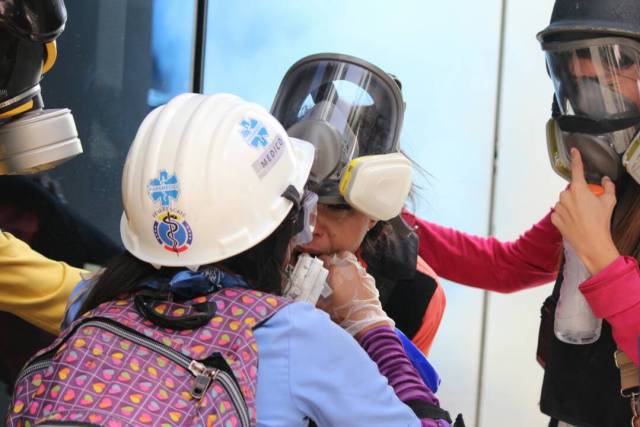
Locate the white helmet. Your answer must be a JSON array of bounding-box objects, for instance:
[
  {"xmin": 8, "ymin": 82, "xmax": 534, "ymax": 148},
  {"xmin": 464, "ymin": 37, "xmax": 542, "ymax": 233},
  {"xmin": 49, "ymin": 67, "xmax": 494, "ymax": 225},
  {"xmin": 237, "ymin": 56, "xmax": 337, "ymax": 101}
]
[{"xmin": 120, "ymin": 93, "xmax": 315, "ymax": 269}]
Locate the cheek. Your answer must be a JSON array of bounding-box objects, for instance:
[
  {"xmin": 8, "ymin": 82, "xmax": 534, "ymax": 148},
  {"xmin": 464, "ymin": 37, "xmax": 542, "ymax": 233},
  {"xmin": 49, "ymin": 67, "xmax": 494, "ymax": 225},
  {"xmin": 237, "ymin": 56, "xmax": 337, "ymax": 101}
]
[
  {"xmin": 313, "ymin": 218, "xmax": 356, "ymax": 253},
  {"xmin": 621, "ymin": 79, "xmax": 640, "ymax": 107},
  {"xmin": 329, "ymin": 218, "xmax": 369, "ymax": 253},
  {"xmin": 351, "ymin": 225, "xmax": 370, "ymax": 249}
]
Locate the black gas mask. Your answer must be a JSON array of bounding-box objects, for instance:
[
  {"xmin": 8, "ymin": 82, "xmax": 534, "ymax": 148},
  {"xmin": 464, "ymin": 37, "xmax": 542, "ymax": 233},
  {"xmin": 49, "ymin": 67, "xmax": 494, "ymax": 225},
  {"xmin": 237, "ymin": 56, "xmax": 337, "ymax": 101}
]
[{"xmin": 0, "ymin": 0, "xmax": 81, "ymax": 175}]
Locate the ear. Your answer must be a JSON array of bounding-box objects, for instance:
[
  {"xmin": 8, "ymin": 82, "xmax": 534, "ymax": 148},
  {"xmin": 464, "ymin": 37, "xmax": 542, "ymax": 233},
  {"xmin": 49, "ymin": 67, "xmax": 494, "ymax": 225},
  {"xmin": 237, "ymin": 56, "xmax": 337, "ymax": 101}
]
[{"xmin": 368, "ymin": 219, "xmax": 378, "ymax": 231}]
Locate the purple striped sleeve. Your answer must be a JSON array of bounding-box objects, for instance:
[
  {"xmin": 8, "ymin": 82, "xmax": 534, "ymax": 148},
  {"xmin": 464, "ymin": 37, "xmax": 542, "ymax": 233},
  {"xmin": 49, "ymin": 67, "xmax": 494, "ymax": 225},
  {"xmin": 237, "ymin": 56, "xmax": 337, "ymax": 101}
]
[{"xmin": 358, "ymin": 325, "xmax": 452, "ymax": 427}]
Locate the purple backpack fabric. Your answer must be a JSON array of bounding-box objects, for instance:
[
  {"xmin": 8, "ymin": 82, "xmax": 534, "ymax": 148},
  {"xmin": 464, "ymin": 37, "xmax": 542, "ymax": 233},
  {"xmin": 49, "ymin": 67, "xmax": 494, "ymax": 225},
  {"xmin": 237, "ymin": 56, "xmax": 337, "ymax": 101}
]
[{"xmin": 7, "ymin": 287, "xmax": 289, "ymax": 427}]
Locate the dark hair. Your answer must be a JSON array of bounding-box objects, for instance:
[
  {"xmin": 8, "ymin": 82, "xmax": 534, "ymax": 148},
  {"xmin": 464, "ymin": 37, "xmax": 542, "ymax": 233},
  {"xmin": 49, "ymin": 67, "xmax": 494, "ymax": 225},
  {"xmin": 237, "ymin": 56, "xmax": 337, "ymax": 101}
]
[
  {"xmin": 611, "ymin": 174, "xmax": 640, "ymax": 259},
  {"xmin": 78, "ymin": 211, "xmax": 297, "ymax": 315},
  {"xmin": 400, "ymin": 149, "xmax": 431, "ymax": 213},
  {"xmin": 360, "ymin": 220, "xmax": 393, "ymax": 256}
]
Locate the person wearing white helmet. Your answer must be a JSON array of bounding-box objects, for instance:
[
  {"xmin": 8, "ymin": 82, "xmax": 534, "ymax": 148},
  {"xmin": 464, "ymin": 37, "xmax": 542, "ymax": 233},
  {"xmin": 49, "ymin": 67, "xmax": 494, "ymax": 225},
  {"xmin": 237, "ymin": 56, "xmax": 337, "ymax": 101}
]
[{"xmin": 24, "ymin": 92, "xmax": 459, "ymax": 427}]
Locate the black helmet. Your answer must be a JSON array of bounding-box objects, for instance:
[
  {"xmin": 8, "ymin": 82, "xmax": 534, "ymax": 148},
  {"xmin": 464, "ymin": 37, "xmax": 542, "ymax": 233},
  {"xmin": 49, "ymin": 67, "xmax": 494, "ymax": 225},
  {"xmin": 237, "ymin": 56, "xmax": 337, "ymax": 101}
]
[
  {"xmin": 0, "ymin": 0, "xmax": 67, "ymax": 42},
  {"xmin": 537, "ymin": 0, "xmax": 640, "ymax": 43}
]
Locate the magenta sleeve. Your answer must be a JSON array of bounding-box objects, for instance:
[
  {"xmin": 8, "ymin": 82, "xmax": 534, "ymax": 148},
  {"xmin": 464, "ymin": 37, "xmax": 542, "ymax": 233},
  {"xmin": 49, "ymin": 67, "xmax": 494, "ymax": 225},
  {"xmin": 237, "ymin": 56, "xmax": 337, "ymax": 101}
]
[
  {"xmin": 580, "ymin": 256, "xmax": 640, "ymax": 364},
  {"xmin": 402, "ymin": 210, "xmax": 562, "ymax": 293}
]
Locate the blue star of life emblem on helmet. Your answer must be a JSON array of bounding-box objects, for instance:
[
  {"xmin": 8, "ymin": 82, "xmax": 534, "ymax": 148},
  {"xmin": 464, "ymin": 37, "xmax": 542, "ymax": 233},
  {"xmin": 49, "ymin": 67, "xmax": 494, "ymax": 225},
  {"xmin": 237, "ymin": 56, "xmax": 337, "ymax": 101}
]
[
  {"xmin": 240, "ymin": 118, "xmax": 270, "ymax": 148},
  {"xmin": 147, "ymin": 170, "xmax": 180, "ymax": 208}
]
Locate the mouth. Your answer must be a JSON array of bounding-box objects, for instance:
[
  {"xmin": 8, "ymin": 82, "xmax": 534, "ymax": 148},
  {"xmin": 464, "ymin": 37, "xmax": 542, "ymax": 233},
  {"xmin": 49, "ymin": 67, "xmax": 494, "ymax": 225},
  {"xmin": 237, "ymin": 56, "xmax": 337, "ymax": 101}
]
[{"xmin": 295, "ymin": 243, "xmax": 322, "ymax": 255}]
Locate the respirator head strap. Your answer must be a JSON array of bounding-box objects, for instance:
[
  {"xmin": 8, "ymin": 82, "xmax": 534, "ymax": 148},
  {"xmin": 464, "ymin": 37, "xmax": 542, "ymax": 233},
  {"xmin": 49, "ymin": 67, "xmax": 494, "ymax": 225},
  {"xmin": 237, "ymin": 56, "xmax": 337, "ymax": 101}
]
[
  {"xmin": 282, "ymin": 184, "xmax": 302, "ymax": 211},
  {"xmin": 556, "ymin": 115, "xmax": 640, "ymax": 134}
]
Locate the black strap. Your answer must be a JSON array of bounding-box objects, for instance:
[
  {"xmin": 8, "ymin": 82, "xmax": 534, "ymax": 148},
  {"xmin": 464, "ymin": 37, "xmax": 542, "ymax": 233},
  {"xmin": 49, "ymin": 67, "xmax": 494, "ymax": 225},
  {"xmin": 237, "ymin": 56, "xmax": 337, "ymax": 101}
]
[
  {"xmin": 404, "ymin": 399, "xmax": 453, "ymax": 422},
  {"xmin": 133, "ymin": 291, "xmax": 216, "ymax": 330},
  {"xmin": 306, "ymin": 403, "xmax": 463, "ymax": 426},
  {"xmin": 452, "ymin": 413, "xmax": 466, "ymax": 427},
  {"xmin": 556, "ymin": 114, "xmax": 640, "ymax": 134},
  {"xmin": 551, "ymin": 95, "xmax": 561, "ymax": 119},
  {"xmin": 551, "ymin": 95, "xmax": 640, "ymax": 134},
  {"xmin": 281, "ymin": 184, "xmax": 302, "ymax": 210},
  {"xmin": 281, "ymin": 184, "xmax": 305, "ymax": 233}
]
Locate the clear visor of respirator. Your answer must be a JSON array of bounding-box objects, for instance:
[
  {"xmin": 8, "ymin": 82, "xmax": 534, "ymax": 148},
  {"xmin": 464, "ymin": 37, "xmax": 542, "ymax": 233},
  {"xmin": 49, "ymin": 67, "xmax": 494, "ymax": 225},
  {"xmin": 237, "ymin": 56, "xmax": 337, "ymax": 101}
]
[
  {"xmin": 544, "ymin": 37, "xmax": 640, "ymax": 121},
  {"xmin": 290, "ymin": 190, "xmax": 319, "ymax": 247},
  {"xmin": 271, "ymin": 54, "xmax": 404, "ymax": 203},
  {"xmin": 543, "ymin": 37, "xmax": 640, "ymax": 183}
]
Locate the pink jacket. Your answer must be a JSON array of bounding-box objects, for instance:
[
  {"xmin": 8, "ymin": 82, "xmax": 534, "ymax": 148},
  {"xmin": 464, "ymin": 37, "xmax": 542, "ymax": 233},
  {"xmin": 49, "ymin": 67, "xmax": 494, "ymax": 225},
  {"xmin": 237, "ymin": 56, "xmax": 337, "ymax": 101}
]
[{"xmin": 402, "ymin": 211, "xmax": 640, "ymax": 364}]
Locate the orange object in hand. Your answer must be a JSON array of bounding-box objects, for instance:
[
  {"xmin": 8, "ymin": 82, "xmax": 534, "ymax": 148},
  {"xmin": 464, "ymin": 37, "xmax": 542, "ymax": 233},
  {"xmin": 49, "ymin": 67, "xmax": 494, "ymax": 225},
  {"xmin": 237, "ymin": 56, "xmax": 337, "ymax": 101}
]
[{"xmin": 587, "ymin": 184, "xmax": 605, "ymax": 196}]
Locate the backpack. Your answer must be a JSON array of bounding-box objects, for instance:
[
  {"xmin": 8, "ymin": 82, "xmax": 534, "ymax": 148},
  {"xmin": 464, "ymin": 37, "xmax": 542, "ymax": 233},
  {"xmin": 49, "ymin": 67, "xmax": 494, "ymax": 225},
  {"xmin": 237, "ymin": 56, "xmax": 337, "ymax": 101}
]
[{"xmin": 7, "ymin": 287, "xmax": 289, "ymax": 427}]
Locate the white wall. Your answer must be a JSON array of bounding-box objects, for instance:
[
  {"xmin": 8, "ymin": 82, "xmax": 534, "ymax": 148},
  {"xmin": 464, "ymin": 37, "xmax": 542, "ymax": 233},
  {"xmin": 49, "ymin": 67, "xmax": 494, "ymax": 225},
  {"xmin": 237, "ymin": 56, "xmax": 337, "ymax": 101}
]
[{"xmin": 479, "ymin": 1, "xmax": 562, "ymax": 426}]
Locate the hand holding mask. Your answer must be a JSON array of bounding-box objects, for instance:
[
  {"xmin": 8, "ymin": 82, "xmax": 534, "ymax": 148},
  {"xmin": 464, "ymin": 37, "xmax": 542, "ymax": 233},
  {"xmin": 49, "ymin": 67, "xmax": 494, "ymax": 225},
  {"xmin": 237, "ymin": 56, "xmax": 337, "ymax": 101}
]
[
  {"xmin": 316, "ymin": 251, "xmax": 393, "ymax": 337},
  {"xmin": 551, "ymin": 148, "xmax": 620, "ymax": 274}
]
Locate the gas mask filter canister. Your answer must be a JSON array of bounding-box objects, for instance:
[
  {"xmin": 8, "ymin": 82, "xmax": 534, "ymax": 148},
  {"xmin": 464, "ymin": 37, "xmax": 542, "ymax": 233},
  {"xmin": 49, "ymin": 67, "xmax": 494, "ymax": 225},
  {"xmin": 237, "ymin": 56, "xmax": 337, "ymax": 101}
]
[
  {"xmin": 0, "ymin": 107, "xmax": 81, "ymax": 174},
  {"xmin": 339, "ymin": 152, "xmax": 413, "ymax": 221}
]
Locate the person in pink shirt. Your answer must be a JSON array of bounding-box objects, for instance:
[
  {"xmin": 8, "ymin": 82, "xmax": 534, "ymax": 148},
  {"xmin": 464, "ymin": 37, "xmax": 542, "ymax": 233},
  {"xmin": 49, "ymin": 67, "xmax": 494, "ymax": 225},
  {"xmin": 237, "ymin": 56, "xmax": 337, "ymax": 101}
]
[{"xmin": 406, "ymin": 1, "xmax": 640, "ymax": 425}]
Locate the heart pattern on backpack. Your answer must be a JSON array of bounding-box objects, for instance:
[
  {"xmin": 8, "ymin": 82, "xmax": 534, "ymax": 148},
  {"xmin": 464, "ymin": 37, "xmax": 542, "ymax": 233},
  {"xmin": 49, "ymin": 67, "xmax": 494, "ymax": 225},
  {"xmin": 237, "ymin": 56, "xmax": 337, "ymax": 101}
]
[{"xmin": 8, "ymin": 288, "xmax": 289, "ymax": 427}]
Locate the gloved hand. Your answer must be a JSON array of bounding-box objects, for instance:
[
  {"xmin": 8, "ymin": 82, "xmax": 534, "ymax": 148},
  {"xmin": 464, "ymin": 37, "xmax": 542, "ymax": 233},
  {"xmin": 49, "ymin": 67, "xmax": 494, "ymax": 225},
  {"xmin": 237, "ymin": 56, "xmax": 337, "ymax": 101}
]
[{"xmin": 316, "ymin": 251, "xmax": 394, "ymax": 337}]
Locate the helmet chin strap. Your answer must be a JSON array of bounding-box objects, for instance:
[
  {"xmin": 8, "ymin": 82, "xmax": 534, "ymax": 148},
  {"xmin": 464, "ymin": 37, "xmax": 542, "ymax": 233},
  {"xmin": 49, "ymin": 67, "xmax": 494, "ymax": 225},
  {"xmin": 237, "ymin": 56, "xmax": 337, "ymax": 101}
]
[{"xmin": 281, "ymin": 185, "xmax": 304, "ymax": 233}]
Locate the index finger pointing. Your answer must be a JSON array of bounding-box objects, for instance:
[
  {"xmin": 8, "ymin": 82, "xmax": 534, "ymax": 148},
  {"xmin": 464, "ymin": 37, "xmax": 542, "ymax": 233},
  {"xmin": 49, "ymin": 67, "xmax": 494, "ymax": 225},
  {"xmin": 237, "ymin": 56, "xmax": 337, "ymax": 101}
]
[{"xmin": 570, "ymin": 148, "xmax": 587, "ymax": 187}]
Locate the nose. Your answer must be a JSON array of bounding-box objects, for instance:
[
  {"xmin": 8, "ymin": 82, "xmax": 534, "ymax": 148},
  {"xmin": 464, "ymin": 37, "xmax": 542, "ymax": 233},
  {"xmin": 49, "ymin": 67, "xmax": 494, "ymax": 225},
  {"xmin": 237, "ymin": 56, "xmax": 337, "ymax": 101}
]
[
  {"xmin": 312, "ymin": 211, "xmax": 327, "ymax": 238},
  {"xmin": 571, "ymin": 56, "xmax": 599, "ymax": 79}
]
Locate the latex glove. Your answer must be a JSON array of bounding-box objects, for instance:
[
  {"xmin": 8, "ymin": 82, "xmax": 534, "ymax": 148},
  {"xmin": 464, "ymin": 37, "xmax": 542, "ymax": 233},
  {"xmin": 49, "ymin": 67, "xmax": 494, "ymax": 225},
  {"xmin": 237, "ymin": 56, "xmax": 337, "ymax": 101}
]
[
  {"xmin": 551, "ymin": 148, "xmax": 620, "ymax": 275},
  {"xmin": 316, "ymin": 251, "xmax": 394, "ymax": 337}
]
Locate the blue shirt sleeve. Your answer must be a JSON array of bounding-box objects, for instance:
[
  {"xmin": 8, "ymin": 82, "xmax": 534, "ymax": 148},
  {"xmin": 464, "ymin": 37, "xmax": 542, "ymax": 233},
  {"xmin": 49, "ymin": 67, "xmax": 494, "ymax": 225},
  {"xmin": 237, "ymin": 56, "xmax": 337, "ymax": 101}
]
[{"xmin": 254, "ymin": 302, "xmax": 420, "ymax": 427}]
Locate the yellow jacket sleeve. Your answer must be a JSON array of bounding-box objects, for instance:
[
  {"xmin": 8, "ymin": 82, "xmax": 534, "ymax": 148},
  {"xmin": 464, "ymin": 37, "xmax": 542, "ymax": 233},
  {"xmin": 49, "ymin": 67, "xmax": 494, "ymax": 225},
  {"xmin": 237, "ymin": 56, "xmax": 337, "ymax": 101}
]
[{"xmin": 0, "ymin": 232, "xmax": 86, "ymax": 334}]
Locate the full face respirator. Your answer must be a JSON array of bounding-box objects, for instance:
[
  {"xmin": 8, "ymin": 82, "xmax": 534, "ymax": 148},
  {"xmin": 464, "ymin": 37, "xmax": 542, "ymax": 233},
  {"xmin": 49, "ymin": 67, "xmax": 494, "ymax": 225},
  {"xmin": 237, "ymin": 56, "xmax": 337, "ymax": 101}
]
[
  {"xmin": 543, "ymin": 36, "xmax": 640, "ymax": 185},
  {"xmin": 541, "ymin": 35, "xmax": 640, "ymax": 345},
  {"xmin": 0, "ymin": 0, "xmax": 81, "ymax": 175},
  {"xmin": 271, "ymin": 53, "xmax": 412, "ymax": 221}
]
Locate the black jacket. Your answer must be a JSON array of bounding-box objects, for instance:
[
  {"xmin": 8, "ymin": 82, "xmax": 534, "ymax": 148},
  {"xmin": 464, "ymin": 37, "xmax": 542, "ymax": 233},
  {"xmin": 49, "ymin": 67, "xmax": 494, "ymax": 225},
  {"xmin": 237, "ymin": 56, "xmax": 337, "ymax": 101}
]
[
  {"xmin": 539, "ymin": 270, "xmax": 631, "ymax": 426},
  {"xmin": 361, "ymin": 219, "xmax": 439, "ymax": 342}
]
